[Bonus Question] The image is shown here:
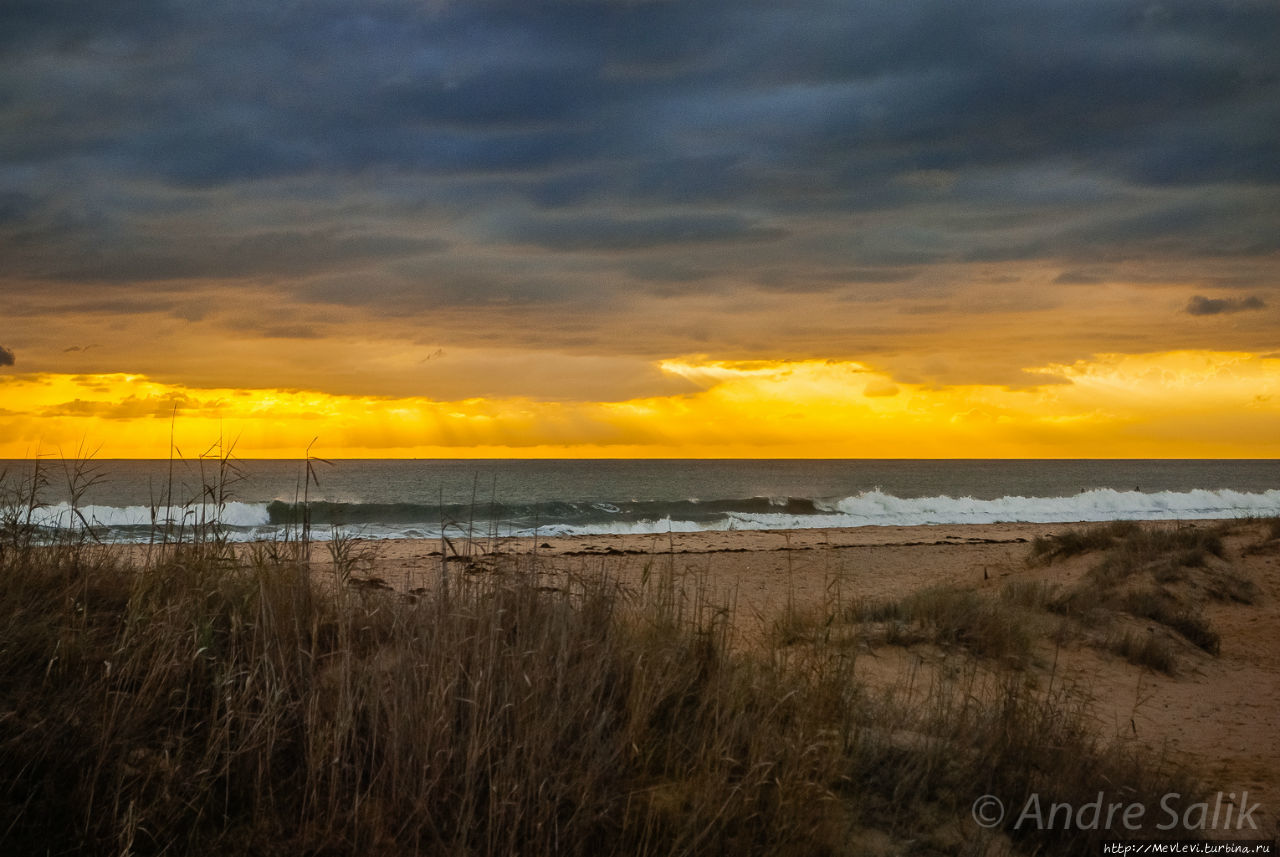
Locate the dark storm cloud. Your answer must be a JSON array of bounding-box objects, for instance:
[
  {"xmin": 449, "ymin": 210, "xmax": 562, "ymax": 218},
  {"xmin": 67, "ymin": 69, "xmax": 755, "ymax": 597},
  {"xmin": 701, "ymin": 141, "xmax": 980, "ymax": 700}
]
[
  {"xmin": 1053, "ymin": 270, "xmax": 1105, "ymax": 285},
  {"xmin": 1, "ymin": 0, "xmax": 1278, "ymax": 321},
  {"xmin": 498, "ymin": 212, "xmax": 787, "ymax": 252},
  {"xmin": 5, "ymin": 212, "xmax": 447, "ymax": 283},
  {"xmin": 0, "ymin": 192, "xmax": 39, "ymax": 224},
  {"xmin": 0, "ymin": 345, "xmax": 14, "ymax": 367},
  {"xmin": 1185, "ymin": 295, "xmax": 1266, "ymax": 316},
  {"xmin": 57, "ymin": 230, "xmax": 448, "ymax": 283}
]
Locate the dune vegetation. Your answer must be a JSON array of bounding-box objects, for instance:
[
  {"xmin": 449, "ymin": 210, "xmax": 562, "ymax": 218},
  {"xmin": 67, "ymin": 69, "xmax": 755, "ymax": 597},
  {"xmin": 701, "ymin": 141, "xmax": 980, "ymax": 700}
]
[{"xmin": 1, "ymin": 458, "xmax": 1248, "ymax": 856}]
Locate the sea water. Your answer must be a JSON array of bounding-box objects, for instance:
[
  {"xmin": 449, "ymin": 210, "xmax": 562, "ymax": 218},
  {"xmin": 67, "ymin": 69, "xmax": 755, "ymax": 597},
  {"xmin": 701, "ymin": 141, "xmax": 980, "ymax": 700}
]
[{"xmin": 2, "ymin": 459, "xmax": 1278, "ymax": 543}]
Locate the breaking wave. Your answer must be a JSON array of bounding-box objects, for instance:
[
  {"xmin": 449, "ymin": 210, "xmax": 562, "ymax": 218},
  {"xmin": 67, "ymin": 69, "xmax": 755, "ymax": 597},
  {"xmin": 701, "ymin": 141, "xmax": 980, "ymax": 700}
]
[{"xmin": 7, "ymin": 488, "xmax": 1279, "ymax": 543}]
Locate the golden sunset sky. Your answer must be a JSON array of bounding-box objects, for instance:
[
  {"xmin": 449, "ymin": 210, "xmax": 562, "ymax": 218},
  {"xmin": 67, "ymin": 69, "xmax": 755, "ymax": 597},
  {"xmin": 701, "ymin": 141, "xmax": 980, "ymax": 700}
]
[{"xmin": 2, "ymin": 1, "xmax": 1278, "ymax": 458}]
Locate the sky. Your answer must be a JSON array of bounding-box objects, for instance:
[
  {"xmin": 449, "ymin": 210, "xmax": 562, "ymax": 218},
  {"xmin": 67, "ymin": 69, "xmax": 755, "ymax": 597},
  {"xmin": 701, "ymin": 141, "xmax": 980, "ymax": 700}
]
[{"xmin": 2, "ymin": 0, "xmax": 1278, "ymax": 458}]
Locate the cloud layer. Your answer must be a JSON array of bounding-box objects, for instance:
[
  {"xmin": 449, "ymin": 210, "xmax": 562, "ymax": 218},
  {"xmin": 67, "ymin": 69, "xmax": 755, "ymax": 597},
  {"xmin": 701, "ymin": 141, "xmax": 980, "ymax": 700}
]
[
  {"xmin": 1185, "ymin": 294, "xmax": 1266, "ymax": 316},
  {"xmin": 1, "ymin": 0, "xmax": 1278, "ymax": 409}
]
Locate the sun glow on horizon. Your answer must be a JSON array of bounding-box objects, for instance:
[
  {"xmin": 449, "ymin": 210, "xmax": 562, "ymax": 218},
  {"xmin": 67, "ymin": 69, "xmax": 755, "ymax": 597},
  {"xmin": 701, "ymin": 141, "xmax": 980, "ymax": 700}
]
[{"xmin": 2, "ymin": 350, "xmax": 1278, "ymax": 459}]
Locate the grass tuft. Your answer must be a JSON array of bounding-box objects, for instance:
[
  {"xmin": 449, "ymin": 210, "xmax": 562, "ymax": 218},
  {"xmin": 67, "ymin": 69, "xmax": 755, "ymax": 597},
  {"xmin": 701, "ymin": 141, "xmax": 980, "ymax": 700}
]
[
  {"xmin": 1119, "ymin": 589, "xmax": 1220, "ymax": 655},
  {"xmin": 1030, "ymin": 520, "xmax": 1142, "ymax": 564},
  {"xmin": 854, "ymin": 585, "xmax": 1036, "ymax": 663},
  {"xmin": 1107, "ymin": 630, "xmax": 1180, "ymax": 675}
]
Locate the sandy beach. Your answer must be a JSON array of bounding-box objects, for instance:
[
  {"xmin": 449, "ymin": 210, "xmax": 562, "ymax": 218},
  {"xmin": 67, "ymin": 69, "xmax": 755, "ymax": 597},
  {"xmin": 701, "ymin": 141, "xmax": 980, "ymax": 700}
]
[
  {"xmin": 9, "ymin": 515, "xmax": 1278, "ymax": 853},
  {"xmin": 340, "ymin": 519, "xmax": 1280, "ymax": 839}
]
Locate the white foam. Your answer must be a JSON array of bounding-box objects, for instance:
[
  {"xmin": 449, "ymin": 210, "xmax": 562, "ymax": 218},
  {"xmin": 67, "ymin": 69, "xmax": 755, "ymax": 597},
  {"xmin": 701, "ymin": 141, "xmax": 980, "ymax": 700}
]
[
  {"xmin": 513, "ymin": 517, "xmax": 710, "ymax": 539},
  {"xmin": 7, "ymin": 487, "xmax": 1279, "ymax": 542},
  {"xmin": 18, "ymin": 501, "xmax": 271, "ymax": 530},
  {"xmin": 825, "ymin": 487, "xmax": 1280, "ymax": 526},
  {"xmin": 511, "ymin": 488, "xmax": 1280, "ymax": 538}
]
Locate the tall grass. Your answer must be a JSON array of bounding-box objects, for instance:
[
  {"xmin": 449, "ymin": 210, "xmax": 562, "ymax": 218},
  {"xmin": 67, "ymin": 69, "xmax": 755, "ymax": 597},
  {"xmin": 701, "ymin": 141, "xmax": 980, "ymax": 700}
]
[
  {"xmin": 0, "ymin": 460, "xmax": 1213, "ymax": 856},
  {"xmin": 2, "ymin": 539, "xmax": 1210, "ymax": 856},
  {"xmin": 2, "ymin": 545, "xmax": 802, "ymax": 855}
]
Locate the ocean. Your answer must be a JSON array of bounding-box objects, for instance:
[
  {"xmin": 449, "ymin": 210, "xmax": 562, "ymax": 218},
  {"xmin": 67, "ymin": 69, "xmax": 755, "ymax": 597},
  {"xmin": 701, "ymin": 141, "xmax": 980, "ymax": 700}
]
[{"xmin": 2, "ymin": 458, "xmax": 1279, "ymax": 544}]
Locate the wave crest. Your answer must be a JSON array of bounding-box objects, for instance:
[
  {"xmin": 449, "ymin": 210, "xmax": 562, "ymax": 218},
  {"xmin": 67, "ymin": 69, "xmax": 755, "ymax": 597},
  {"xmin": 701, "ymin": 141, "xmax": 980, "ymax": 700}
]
[{"xmin": 7, "ymin": 488, "xmax": 1277, "ymax": 543}]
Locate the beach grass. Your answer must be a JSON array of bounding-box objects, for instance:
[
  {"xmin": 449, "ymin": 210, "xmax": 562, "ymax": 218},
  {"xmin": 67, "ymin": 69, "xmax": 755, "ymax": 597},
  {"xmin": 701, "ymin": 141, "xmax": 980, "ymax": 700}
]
[
  {"xmin": 847, "ymin": 584, "xmax": 1040, "ymax": 664},
  {"xmin": 0, "ymin": 463, "xmax": 1220, "ymax": 856},
  {"xmin": 785, "ymin": 517, "xmax": 1267, "ymax": 680},
  {"xmin": 1030, "ymin": 520, "xmax": 1263, "ymax": 671},
  {"xmin": 1, "ymin": 538, "xmax": 1210, "ymax": 856}
]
